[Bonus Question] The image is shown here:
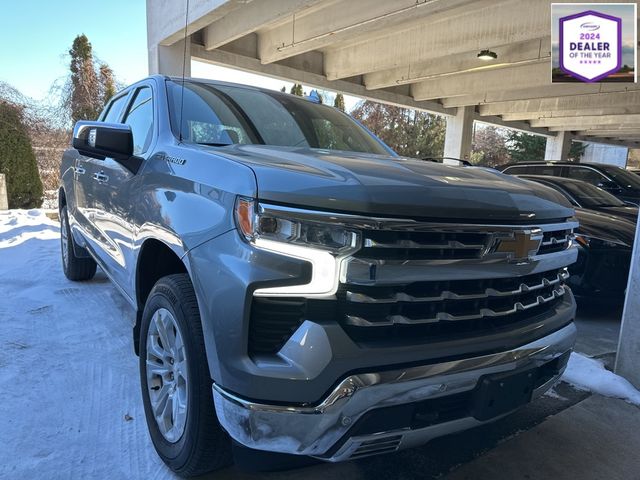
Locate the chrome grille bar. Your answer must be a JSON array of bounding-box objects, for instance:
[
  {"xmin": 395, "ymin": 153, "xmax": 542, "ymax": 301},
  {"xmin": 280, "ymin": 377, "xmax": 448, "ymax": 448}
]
[
  {"xmin": 344, "ymin": 286, "xmax": 566, "ymax": 327},
  {"xmin": 346, "ymin": 270, "xmax": 569, "ymax": 304},
  {"xmin": 363, "ymin": 238, "xmax": 485, "ymax": 250},
  {"xmin": 541, "ymin": 234, "xmax": 573, "ymax": 247}
]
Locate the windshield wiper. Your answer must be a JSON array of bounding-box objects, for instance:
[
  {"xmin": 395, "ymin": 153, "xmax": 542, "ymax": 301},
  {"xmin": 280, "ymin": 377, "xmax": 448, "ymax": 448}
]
[{"xmin": 196, "ymin": 142, "xmax": 234, "ymax": 147}]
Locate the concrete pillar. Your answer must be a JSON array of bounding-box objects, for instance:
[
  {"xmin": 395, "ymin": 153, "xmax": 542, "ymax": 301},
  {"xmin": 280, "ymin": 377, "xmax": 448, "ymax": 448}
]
[
  {"xmin": 615, "ymin": 216, "xmax": 640, "ymax": 389},
  {"xmin": 545, "ymin": 131, "xmax": 572, "ymax": 161},
  {"xmin": 444, "ymin": 106, "xmax": 474, "ymax": 160},
  {"xmin": 0, "ymin": 174, "xmax": 7, "ymax": 210},
  {"xmin": 148, "ymin": 36, "xmax": 191, "ymax": 77}
]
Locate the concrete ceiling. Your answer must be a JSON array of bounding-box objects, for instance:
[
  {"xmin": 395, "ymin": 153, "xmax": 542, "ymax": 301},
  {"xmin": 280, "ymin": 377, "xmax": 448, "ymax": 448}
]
[{"xmin": 147, "ymin": 0, "xmax": 640, "ymax": 147}]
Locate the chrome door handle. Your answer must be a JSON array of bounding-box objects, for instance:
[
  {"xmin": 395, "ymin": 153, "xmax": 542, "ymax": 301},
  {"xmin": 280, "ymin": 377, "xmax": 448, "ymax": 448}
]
[
  {"xmin": 93, "ymin": 172, "xmax": 109, "ymax": 183},
  {"xmin": 74, "ymin": 166, "xmax": 86, "ymax": 175}
]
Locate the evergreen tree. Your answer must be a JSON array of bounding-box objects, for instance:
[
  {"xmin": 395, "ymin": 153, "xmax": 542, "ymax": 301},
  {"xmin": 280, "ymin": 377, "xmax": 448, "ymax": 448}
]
[
  {"xmin": 66, "ymin": 34, "xmax": 117, "ymax": 124},
  {"xmin": 505, "ymin": 131, "xmax": 546, "ymax": 162},
  {"xmin": 99, "ymin": 63, "xmax": 116, "ymax": 107},
  {"xmin": 334, "ymin": 93, "xmax": 346, "ymax": 111},
  {"xmin": 0, "ymin": 101, "xmax": 43, "ymax": 208},
  {"xmin": 68, "ymin": 34, "xmax": 101, "ymax": 123},
  {"xmin": 280, "ymin": 86, "xmax": 286, "ymax": 93},
  {"xmin": 506, "ymin": 131, "xmax": 585, "ymax": 162},
  {"xmin": 290, "ymin": 83, "xmax": 304, "ymax": 96}
]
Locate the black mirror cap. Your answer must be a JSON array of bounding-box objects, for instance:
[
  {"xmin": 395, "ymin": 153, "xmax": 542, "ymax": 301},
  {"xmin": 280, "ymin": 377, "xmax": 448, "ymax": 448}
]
[{"xmin": 72, "ymin": 121, "xmax": 134, "ymax": 161}]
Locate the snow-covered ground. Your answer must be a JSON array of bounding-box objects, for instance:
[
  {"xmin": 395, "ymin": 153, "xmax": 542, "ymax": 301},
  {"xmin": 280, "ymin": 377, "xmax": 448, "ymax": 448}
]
[
  {"xmin": 0, "ymin": 210, "xmax": 176, "ymax": 479},
  {"xmin": 1, "ymin": 209, "xmax": 640, "ymax": 479}
]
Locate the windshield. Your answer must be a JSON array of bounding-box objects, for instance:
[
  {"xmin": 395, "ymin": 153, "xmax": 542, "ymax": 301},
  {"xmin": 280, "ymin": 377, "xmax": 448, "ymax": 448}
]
[
  {"xmin": 600, "ymin": 165, "xmax": 640, "ymax": 190},
  {"xmin": 167, "ymin": 80, "xmax": 392, "ymax": 156},
  {"xmin": 560, "ymin": 181, "xmax": 625, "ymax": 208}
]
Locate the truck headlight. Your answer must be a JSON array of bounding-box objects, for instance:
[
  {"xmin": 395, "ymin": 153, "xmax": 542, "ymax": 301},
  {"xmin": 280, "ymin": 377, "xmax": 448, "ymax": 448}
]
[{"xmin": 234, "ymin": 197, "xmax": 360, "ymax": 296}]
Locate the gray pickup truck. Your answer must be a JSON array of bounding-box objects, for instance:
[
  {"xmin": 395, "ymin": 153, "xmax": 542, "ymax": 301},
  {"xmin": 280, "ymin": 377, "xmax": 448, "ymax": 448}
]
[{"xmin": 60, "ymin": 75, "xmax": 578, "ymax": 477}]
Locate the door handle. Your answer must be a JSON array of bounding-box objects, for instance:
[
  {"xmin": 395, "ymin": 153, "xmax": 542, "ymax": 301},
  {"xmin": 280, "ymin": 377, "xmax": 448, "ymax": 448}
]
[
  {"xmin": 93, "ymin": 172, "xmax": 109, "ymax": 183},
  {"xmin": 74, "ymin": 166, "xmax": 86, "ymax": 175}
]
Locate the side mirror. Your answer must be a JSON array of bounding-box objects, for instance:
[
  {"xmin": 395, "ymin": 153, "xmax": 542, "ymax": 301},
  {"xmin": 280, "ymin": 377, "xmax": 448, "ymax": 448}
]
[
  {"xmin": 73, "ymin": 121, "xmax": 133, "ymax": 160},
  {"xmin": 72, "ymin": 121, "xmax": 142, "ymax": 173}
]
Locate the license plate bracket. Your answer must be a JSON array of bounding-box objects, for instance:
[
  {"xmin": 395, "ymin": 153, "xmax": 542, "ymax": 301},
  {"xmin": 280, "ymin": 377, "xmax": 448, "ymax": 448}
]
[{"xmin": 471, "ymin": 368, "xmax": 536, "ymax": 421}]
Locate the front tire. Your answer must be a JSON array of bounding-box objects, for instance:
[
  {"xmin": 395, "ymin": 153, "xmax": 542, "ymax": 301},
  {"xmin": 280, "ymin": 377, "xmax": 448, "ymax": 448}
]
[
  {"xmin": 139, "ymin": 274, "xmax": 232, "ymax": 477},
  {"xmin": 60, "ymin": 205, "xmax": 97, "ymax": 281}
]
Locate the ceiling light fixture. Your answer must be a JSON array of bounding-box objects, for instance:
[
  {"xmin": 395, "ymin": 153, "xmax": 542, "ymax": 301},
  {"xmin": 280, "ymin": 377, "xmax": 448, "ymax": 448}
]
[{"xmin": 477, "ymin": 49, "xmax": 498, "ymax": 61}]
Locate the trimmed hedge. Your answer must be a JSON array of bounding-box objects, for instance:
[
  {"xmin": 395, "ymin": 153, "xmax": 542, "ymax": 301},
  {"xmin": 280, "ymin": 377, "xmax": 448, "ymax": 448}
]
[{"xmin": 0, "ymin": 101, "xmax": 43, "ymax": 209}]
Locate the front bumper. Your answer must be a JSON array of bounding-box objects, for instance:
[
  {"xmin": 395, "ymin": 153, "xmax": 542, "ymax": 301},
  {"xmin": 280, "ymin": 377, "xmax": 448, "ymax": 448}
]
[{"xmin": 213, "ymin": 322, "xmax": 576, "ymax": 461}]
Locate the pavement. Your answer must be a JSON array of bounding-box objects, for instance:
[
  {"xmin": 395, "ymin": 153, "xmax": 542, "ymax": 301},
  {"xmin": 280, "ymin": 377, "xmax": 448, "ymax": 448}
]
[{"xmin": 447, "ymin": 395, "xmax": 640, "ymax": 480}]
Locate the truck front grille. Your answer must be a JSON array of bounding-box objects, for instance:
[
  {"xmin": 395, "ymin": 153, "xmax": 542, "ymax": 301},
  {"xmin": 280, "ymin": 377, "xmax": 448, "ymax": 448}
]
[
  {"xmin": 341, "ymin": 269, "xmax": 568, "ymax": 326},
  {"xmin": 248, "ymin": 220, "xmax": 576, "ymax": 355},
  {"xmin": 338, "ymin": 269, "xmax": 568, "ymax": 345},
  {"xmin": 356, "ymin": 230, "xmax": 489, "ymax": 260}
]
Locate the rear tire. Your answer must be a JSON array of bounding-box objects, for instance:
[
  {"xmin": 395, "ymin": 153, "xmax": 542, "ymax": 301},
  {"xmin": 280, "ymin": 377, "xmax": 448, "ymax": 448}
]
[
  {"xmin": 60, "ymin": 205, "xmax": 97, "ymax": 281},
  {"xmin": 139, "ymin": 274, "xmax": 232, "ymax": 477}
]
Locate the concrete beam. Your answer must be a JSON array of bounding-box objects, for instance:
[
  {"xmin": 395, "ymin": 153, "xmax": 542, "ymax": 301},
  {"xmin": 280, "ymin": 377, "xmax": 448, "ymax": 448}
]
[
  {"xmin": 479, "ymin": 89, "xmax": 640, "ymax": 117},
  {"xmin": 444, "ymin": 106, "xmax": 474, "ymax": 160},
  {"xmin": 574, "ymin": 136, "xmax": 640, "ymax": 148},
  {"xmin": 363, "ymin": 38, "xmax": 550, "ymax": 90},
  {"xmin": 442, "ymin": 84, "xmax": 635, "ymax": 108},
  {"xmin": 616, "ymin": 218, "xmax": 640, "ymax": 390},
  {"xmin": 203, "ymin": 0, "xmax": 324, "ymax": 51},
  {"xmin": 191, "ymin": 44, "xmax": 454, "ymax": 115},
  {"xmin": 411, "ymin": 63, "xmax": 549, "ymax": 101},
  {"xmin": 578, "ymin": 130, "xmax": 640, "ymax": 137},
  {"xmin": 545, "ymin": 131, "xmax": 572, "ymax": 161},
  {"xmin": 258, "ymin": 0, "xmax": 482, "ymax": 65},
  {"xmin": 530, "ymin": 114, "xmax": 640, "ymax": 129},
  {"xmin": 500, "ymin": 106, "xmax": 640, "ymax": 121},
  {"xmin": 146, "ymin": 0, "xmax": 240, "ymax": 47},
  {"xmin": 473, "ymin": 114, "xmax": 552, "ymax": 137},
  {"xmin": 148, "ymin": 36, "xmax": 191, "ymax": 76},
  {"xmin": 324, "ymin": 0, "xmax": 551, "ymax": 80}
]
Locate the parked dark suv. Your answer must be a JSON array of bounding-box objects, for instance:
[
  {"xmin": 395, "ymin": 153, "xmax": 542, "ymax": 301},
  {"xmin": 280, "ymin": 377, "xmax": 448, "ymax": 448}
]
[
  {"xmin": 59, "ymin": 75, "xmax": 578, "ymax": 477},
  {"xmin": 499, "ymin": 161, "xmax": 640, "ymax": 206}
]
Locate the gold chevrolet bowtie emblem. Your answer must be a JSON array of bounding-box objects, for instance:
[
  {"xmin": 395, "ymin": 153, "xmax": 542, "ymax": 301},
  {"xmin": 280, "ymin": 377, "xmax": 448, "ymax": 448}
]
[{"xmin": 495, "ymin": 230, "xmax": 543, "ymax": 260}]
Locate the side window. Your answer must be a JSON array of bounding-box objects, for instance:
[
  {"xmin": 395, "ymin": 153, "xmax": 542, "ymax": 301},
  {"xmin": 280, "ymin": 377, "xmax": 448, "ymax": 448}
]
[
  {"xmin": 567, "ymin": 167, "xmax": 607, "ymax": 186},
  {"xmin": 123, "ymin": 87, "xmax": 154, "ymax": 155},
  {"xmin": 528, "ymin": 165, "xmax": 562, "ymax": 176},
  {"xmin": 504, "ymin": 166, "xmax": 531, "ymax": 174},
  {"xmin": 102, "ymin": 94, "xmax": 129, "ymax": 123}
]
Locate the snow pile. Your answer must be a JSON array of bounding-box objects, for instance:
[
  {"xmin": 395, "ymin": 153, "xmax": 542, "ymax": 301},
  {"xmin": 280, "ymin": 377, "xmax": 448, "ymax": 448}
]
[{"xmin": 562, "ymin": 352, "xmax": 640, "ymax": 407}]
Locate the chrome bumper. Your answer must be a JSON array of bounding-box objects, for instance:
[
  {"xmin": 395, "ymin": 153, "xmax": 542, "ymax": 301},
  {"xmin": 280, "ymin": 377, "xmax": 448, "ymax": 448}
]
[{"xmin": 213, "ymin": 322, "xmax": 576, "ymax": 461}]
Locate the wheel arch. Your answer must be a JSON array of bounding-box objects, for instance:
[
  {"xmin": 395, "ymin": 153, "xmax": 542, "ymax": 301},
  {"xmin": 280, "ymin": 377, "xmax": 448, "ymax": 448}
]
[{"xmin": 133, "ymin": 238, "xmax": 190, "ymax": 355}]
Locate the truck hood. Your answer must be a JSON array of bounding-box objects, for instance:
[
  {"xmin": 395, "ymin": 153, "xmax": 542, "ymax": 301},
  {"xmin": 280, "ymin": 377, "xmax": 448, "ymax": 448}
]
[
  {"xmin": 575, "ymin": 208, "xmax": 637, "ymax": 247},
  {"xmin": 212, "ymin": 145, "xmax": 574, "ymax": 222}
]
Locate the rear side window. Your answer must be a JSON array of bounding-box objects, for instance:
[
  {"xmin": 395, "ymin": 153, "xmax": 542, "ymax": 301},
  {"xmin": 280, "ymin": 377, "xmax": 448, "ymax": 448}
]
[
  {"xmin": 503, "ymin": 166, "xmax": 531, "ymax": 174},
  {"xmin": 123, "ymin": 87, "xmax": 154, "ymax": 155},
  {"xmin": 567, "ymin": 167, "xmax": 608, "ymax": 186},
  {"xmin": 526, "ymin": 165, "xmax": 563, "ymax": 176},
  {"xmin": 102, "ymin": 94, "xmax": 129, "ymax": 123}
]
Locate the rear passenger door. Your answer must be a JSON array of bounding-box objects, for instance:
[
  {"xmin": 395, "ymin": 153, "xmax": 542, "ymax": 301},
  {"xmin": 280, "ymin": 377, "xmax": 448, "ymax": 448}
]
[{"xmin": 91, "ymin": 84, "xmax": 156, "ymax": 293}]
